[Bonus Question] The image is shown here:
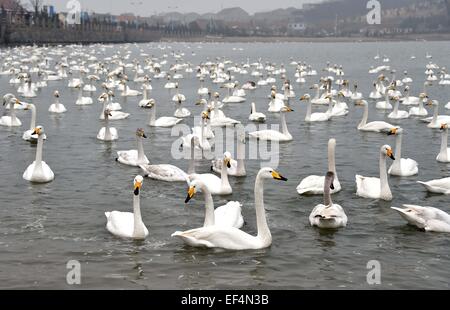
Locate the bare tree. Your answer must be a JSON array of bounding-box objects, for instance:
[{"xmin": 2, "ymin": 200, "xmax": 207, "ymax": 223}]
[{"xmin": 26, "ymin": 0, "xmax": 43, "ymax": 14}]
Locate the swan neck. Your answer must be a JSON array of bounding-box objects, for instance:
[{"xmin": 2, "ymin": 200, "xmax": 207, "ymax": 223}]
[
  {"xmin": 251, "ymin": 102, "xmax": 256, "ymax": 114},
  {"xmin": 137, "ymin": 136, "xmax": 145, "ymax": 161},
  {"xmin": 328, "ymin": 142, "xmax": 337, "ymax": 179},
  {"xmin": 359, "ymin": 103, "xmax": 368, "ymax": 128},
  {"xmin": 440, "ymin": 128, "xmax": 448, "ymax": 157},
  {"xmin": 220, "ymin": 158, "xmax": 230, "ymax": 190},
  {"xmin": 379, "ymin": 152, "xmax": 390, "ymax": 197},
  {"xmin": 236, "ymin": 136, "xmax": 246, "ymax": 175},
  {"xmin": 187, "ymin": 138, "xmax": 195, "ymax": 174},
  {"xmin": 30, "ymin": 105, "xmax": 36, "ymax": 130},
  {"xmin": 149, "ymin": 105, "xmax": 156, "ymax": 126},
  {"xmin": 35, "ymin": 134, "xmax": 44, "ymax": 167},
  {"xmin": 133, "ymin": 194, "xmax": 145, "ymax": 238},
  {"xmin": 323, "ymin": 178, "xmax": 333, "ymax": 206},
  {"xmin": 305, "ymin": 100, "xmax": 312, "ymax": 121},
  {"xmin": 255, "ymin": 173, "xmax": 271, "ymax": 240},
  {"xmin": 280, "ymin": 112, "xmax": 290, "ymax": 136},
  {"xmin": 202, "ymin": 185, "xmax": 215, "ymax": 227}
]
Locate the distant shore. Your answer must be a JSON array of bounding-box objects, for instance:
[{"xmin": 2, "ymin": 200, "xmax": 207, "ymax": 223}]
[{"xmin": 161, "ymin": 33, "xmax": 450, "ymax": 43}]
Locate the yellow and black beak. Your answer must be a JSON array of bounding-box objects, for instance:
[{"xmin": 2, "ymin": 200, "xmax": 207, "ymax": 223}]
[
  {"xmin": 387, "ymin": 148, "xmax": 395, "ymax": 160},
  {"xmin": 272, "ymin": 171, "xmax": 288, "ymax": 181},
  {"xmin": 330, "ymin": 182, "xmax": 335, "ymax": 190},
  {"xmin": 134, "ymin": 181, "xmax": 142, "ymax": 196},
  {"xmin": 440, "ymin": 124, "xmax": 447, "ymax": 131},
  {"xmin": 185, "ymin": 186, "xmax": 196, "ymax": 203},
  {"xmin": 31, "ymin": 127, "xmax": 40, "ymax": 135},
  {"xmin": 387, "ymin": 128, "xmax": 397, "ymax": 136},
  {"xmin": 15, "ymin": 99, "xmax": 22, "ymax": 106},
  {"xmin": 225, "ymin": 158, "xmax": 231, "ymax": 168}
]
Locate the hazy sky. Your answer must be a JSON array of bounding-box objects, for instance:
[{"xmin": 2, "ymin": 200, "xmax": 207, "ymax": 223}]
[{"xmin": 36, "ymin": 0, "xmax": 323, "ymax": 15}]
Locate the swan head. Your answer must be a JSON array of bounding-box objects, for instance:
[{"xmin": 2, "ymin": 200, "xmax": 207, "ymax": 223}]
[
  {"xmin": 325, "ymin": 171, "xmax": 335, "ymax": 190},
  {"xmin": 213, "ymin": 92, "xmax": 220, "ymax": 99},
  {"xmin": 24, "ymin": 103, "xmax": 35, "ymax": 111},
  {"xmin": 201, "ymin": 111, "xmax": 210, "ymax": 120},
  {"xmin": 223, "ymin": 152, "xmax": 232, "ymax": 168},
  {"xmin": 309, "ymin": 84, "xmax": 319, "ymax": 90},
  {"xmin": 300, "ymin": 94, "xmax": 311, "ymax": 101},
  {"xmin": 136, "ymin": 128, "xmax": 147, "ymax": 139},
  {"xmin": 54, "ymin": 91, "xmax": 60, "ymax": 98},
  {"xmin": 32, "ymin": 126, "xmax": 44, "ymax": 136},
  {"xmin": 381, "ymin": 145, "xmax": 395, "ymax": 160},
  {"xmin": 280, "ymin": 106, "xmax": 294, "ymax": 113},
  {"xmin": 133, "ymin": 175, "xmax": 143, "ymax": 196},
  {"xmin": 98, "ymin": 93, "xmax": 108, "ymax": 101},
  {"xmin": 259, "ymin": 167, "xmax": 288, "ymax": 181},
  {"xmin": 391, "ymin": 205, "xmax": 429, "ymax": 229},
  {"xmin": 440, "ymin": 123, "xmax": 448, "ymax": 131},
  {"xmin": 355, "ymin": 99, "xmax": 368, "ymax": 106},
  {"xmin": 387, "ymin": 127, "xmax": 402, "ymax": 136},
  {"xmin": 426, "ymin": 99, "xmax": 439, "ymax": 107},
  {"xmin": 3, "ymin": 93, "xmax": 16, "ymax": 105},
  {"xmin": 271, "ymin": 90, "xmax": 276, "ymax": 99},
  {"xmin": 104, "ymin": 108, "xmax": 112, "ymax": 118}
]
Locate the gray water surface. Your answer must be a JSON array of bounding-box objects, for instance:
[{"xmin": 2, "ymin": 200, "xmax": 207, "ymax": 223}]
[{"xmin": 0, "ymin": 41, "xmax": 449, "ymax": 289}]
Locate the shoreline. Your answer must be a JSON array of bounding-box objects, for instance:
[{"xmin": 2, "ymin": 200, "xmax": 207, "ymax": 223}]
[{"xmin": 161, "ymin": 33, "xmax": 450, "ymax": 43}]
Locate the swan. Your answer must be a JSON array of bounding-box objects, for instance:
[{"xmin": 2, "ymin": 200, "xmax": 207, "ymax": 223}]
[
  {"xmin": 423, "ymin": 100, "xmax": 450, "ymax": 128},
  {"xmin": 376, "ymin": 88, "xmax": 393, "ymax": 110},
  {"xmin": 171, "ymin": 167, "xmax": 287, "ymax": 250},
  {"xmin": 102, "ymin": 90, "xmax": 122, "ymax": 111},
  {"xmin": 98, "ymin": 93, "xmax": 129, "ymax": 120},
  {"xmin": 97, "ymin": 109, "xmax": 118, "ymax": 141},
  {"xmin": 105, "ymin": 175, "xmax": 149, "ymax": 239},
  {"xmin": 211, "ymin": 131, "xmax": 247, "ymax": 177},
  {"xmin": 186, "ymin": 111, "xmax": 213, "ymax": 150},
  {"xmin": 356, "ymin": 145, "xmax": 395, "ymax": 201},
  {"xmin": 309, "ymin": 171, "xmax": 347, "ymax": 229},
  {"xmin": 329, "ymin": 92, "xmax": 349, "ymax": 117},
  {"xmin": 400, "ymin": 86, "xmax": 419, "ymax": 105},
  {"xmin": 297, "ymin": 138, "xmax": 341, "ymax": 195},
  {"xmin": 268, "ymin": 90, "xmax": 285, "ymax": 112},
  {"xmin": 409, "ymin": 93, "xmax": 428, "ymax": 116},
  {"xmin": 386, "ymin": 127, "xmax": 418, "ymax": 176},
  {"xmin": 48, "ymin": 91, "xmax": 67, "ymax": 113},
  {"xmin": 22, "ymin": 104, "xmax": 47, "ymax": 142},
  {"xmin": 116, "ymin": 128, "xmax": 150, "ymax": 166},
  {"xmin": 120, "ymin": 80, "xmax": 142, "ymax": 97},
  {"xmin": 436, "ymin": 123, "xmax": 450, "ymax": 162},
  {"xmin": 140, "ymin": 135, "xmax": 197, "ymax": 182},
  {"xmin": 249, "ymin": 102, "xmax": 266, "ymax": 122},
  {"xmin": 174, "ymin": 97, "xmax": 191, "ymax": 118},
  {"xmin": 417, "ymin": 177, "xmax": 450, "ymax": 194},
  {"xmin": 83, "ymin": 75, "xmax": 99, "ymax": 92},
  {"xmin": 388, "ymin": 96, "xmax": 409, "ymax": 119},
  {"xmin": 402, "ymin": 71, "xmax": 413, "ymax": 84},
  {"xmin": 75, "ymin": 84, "xmax": 93, "ymax": 105},
  {"xmin": 184, "ymin": 178, "xmax": 244, "ymax": 228},
  {"xmin": 355, "ymin": 100, "xmax": 395, "ymax": 132},
  {"xmin": 0, "ymin": 97, "xmax": 22, "ymax": 127},
  {"xmin": 189, "ymin": 152, "xmax": 233, "ymax": 195},
  {"xmin": 369, "ymin": 82, "xmax": 383, "ymax": 99},
  {"xmin": 350, "ymin": 84, "xmax": 363, "ymax": 100},
  {"xmin": 301, "ymin": 94, "xmax": 331, "ymax": 122},
  {"xmin": 391, "ymin": 205, "xmax": 450, "ymax": 233},
  {"xmin": 310, "ymin": 84, "xmax": 329, "ymax": 105},
  {"xmin": 139, "ymin": 81, "xmax": 152, "ymax": 107},
  {"xmin": 147, "ymin": 99, "xmax": 182, "ymax": 128},
  {"xmin": 23, "ymin": 126, "xmax": 54, "ymax": 183},
  {"xmin": 248, "ymin": 106, "xmax": 293, "ymax": 142}
]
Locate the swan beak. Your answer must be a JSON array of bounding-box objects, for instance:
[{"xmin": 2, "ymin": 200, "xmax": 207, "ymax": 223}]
[
  {"xmin": 15, "ymin": 99, "xmax": 22, "ymax": 106},
  {"xmin": 387, "ymin": 128, "xmax": 397, "ymax": 135},
  {"xmin": 225, "ymin": 158, "xmax": 231, "ymax": 168},
  {"xmin": 440, "ymin": 124, "xmax": 447, "ymax": 130},
  {"xmin": 185, "ymin": 186, "xmax": 195, "ymax": 203},
  {"xmin": 134, "ymin": 181, "xmax": 142, "ymax": 196},
  {"xmin": 299, "ymin": 96, "xmax": 306, "ymax": 101},
  {"xmin": 272, "ymin": 171, "xmax": 288, "ymax": 181},
  {"xmin": 387, "ymin": 149, "xmax": 395, "ymax": 160},
  {"xmin": 142, "ymin": 133, "xmax": 147, "ymax": 138},
  {"xmin": 330, "ymin": 182, "xmax": 335, "ymax": 190}
]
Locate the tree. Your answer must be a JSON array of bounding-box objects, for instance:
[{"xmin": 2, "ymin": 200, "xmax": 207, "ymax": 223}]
[{"xmin": 26, "ymin": 0, "xmax": 43, "ymax": 14}]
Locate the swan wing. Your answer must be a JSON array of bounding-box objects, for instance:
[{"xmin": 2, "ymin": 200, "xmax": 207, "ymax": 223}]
[
  {"xmin": 360, "ymin": 121, "xmax": 395, "ymax": 132},
  {"xmin": 214, "ymin": 201, "xmax": 244, "ymax": 228},
  {"xmin": 140, "ymin": 164, "xmax": 188, "ymax": 182},
  {"xmin": 105, "ymin": 211, "xmax": 134, "ymax": 238},
  {"xmin": 356, "ymin": 175, "xmax": 381, "ymax": 199},
  {"xmin": 297, "ymin": 175, "xmax": 324, "ymax": 195}
]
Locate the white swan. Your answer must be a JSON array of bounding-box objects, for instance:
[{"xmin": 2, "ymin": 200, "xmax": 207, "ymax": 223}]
[
  {"xmin": 301, "ymin": 94, "xmax": 331, "ymax": 122},
  {"xmin": 120, "ymin": 80, "xmax": 142, "ymax": 97},
  {"xmin": 423, "ymin": 100, "xmax": 450, "ymax": 128},
  {"xmin": 98, "ymin": 93, "xmax": 129, "ymax": 120},
  {"xmin": 211, "ymin": 131, "xmax": 247, "ymax": 177},
  {"xmin": 310, "ymin": 84, "xmax": 329, "ymax": 105},
  {"xmin": 48, "ymin": 91, "xmax": 67, "ymax": 113},
  {"xmin": 297, "ymin": 138, "xmax": 341, "ymax": 195},
  {"xmin": 171, "ymin": 167, "xmax": 287, "ymax": 250},
  {"xmin": 386, "ymin": 127, "xmax": 418, "ymax": 176},
  {"xmin": 105, "ymin": 175, "xmax": 149, "ymax": 239},
  {"xmin": 23, "ymin": 126, "xmax": 54, "ymax": 183},
  {"xmin": 139, "ymin": 136, "xmax": 197, "ymax": 183},
  {"xmin": 189, "ymin": 152, "xmax": 233, "ymax": 195},
  {"xmin": 97, "ymin": 109, "xmax": 119, "ymax": 141},
  {"xmin": 376, "ymin": 88, "xmax": 393, "ymax": 110},
  {"xmin": 417, "ymin": 177, "xmax": 450, "ymax": 194},
  {"xmin": 248, "ymin": 106, "xmax": 293, "ymax": 142},
  {"xmin": 116, "ymin": 128, "xmax": 150, "ymax": 166},
  {"xmin": 249, "ymin": 102, "xmax": 266, "ymax": 122},
  {"xmin": 436, "ymin": 123, "xmax": 450, "ymax": 162},
  {"xmin": 388, "ymin": 96, "xmax": 409, "ymax": 119},
  {"xmin": 0, "ymin": 97, "xmax": 22, "ymax": 127},
  {"xmin": 75, "ymin": 84, "xmax": 93, "ymax": 105},
  {"xmin": 409, "ymin": 93, "xmax": 428, "ymax": 116},
  {"xmin": 309, "ymin": 171, "xmax": 347, "ymax": 229},
  {"xmin": 22, "ymin": 104, "xmax": 47, "ymax": 142},
  {"xmin": 400, "ymin": 86, "xmax": 419, "ymax": 105},
  {"xmin": 184, "ymin": 178, "xmax": 244, "ymax": 228},
  {"xmin": 391, "ymin": 205, "xmax": 450, "ymax": 233},
  {"xmin": 268, "ymin": 90, "xmax": 285, "ymax": 112},
  {"xmin": 174, "ymin": 97, "xmax": 191, "ymax": 118},
  {"xmin": 355, "ymin": 100, "xmax": 395, "ymax": 132},
  {"xmin": 147, "ymin": 99, "xmax": 182, "ymax": 128},
  {"xmin": 356, "ymin": 145, "xmax": 395, "ymax": 201}
]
